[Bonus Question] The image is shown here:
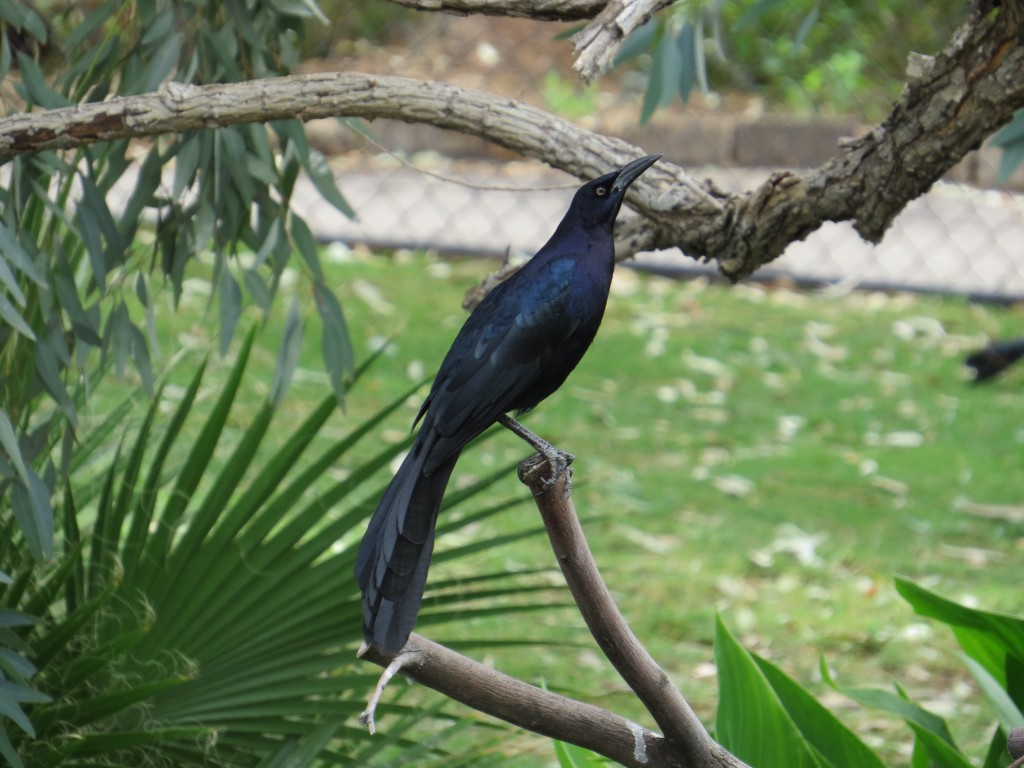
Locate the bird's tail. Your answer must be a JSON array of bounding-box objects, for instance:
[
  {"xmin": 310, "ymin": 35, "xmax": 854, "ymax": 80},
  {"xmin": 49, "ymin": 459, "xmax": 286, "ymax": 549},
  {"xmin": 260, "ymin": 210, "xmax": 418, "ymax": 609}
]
[{"xmin": 355, "ymin": 441, "xmax": 459, "ymax": 652}]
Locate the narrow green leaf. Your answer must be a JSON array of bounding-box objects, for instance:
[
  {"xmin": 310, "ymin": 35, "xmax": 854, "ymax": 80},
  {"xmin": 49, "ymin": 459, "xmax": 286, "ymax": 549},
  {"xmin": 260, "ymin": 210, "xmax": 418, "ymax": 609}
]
[
  {"xmin": 0, "ymin": 253, "xmax": 26, "ymax": 307},
  {"xmin": 136, "ymin": 332, "xmax": 255, "ymax": 594},
  {"xmin": 290, "ymin": 214, "xmax": 324, "ymax": 282},
  {"xmin": 121, "ymin": 359, "xmax": 207, "ymax": 588},
  {"xmin": 0, "ymin": 292, "xmax": 35, "ymax": 340},
  {"xmin": 257, "ymin": 721, "xmax": 339, "ymax": 768},
  {"xmin": 120, "ymin": 148, "xmax": 164, "ymax": 243},
  {"xmin": 794, "ymin": 5, "xmax": 820, "ymax": 50},
  {"xmin": 0, "ymin": 222, "xmax": 45, "ymax": 289},
  {"xmin": 76, "ymin": 198, "xmax": 107, "ymax": 294},
  {"xmin": 63, "ymin": 1, "xmax": 116, "ymax": 49},
  {"xmin": 0, "ymin": 721, "xmax": 24, "ymax": 768},
  {"xmin": 304, "ymin": 148, "xmax": 355, "ymax": 218},
  {"xmin": 14, "ymin": 53, "xmax": 69, "ymax": 107},
  {"xmin": 173, "ymin": 134, "xmax": 201, "ymax": 199},
  {"xmin": 11, "ymin": 469, "xmax": 53, "ymax": 564},
  {"xmin": 0, "ymin": 695, "xmax": 33, "ymax": 738},
  {"xmin": 0, "ymin": 409, "xmax": 29, "ymax": 485},
  {"xmin": 614, "ymin": 18, "xmax": 659, "ymax": 66},
  {"xmin": 270, "ymin": 299, "xmax": 303, "ymax": 407},
  {"xmin": 675, "ymin": 23, "xmax": 696, "ymax": 103},
  {"xmin": 34, "ymin": 338, "xmax": 77, "ymax": 425},
  {"xmin": 219, "ymin": 266, "xmax": 242, "ymax": 356},
  {"xmin": 314, "ymin": 281, "xmax": 354, "ymax": 405},
  {"xmin": 639, "ymin": 29, "xmax": 667, "ymax": 124}
]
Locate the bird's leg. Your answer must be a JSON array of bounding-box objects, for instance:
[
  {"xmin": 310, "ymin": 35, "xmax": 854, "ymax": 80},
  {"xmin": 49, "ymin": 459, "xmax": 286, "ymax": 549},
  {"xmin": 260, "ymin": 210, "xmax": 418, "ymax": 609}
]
[{"xmin": 497, "ymin": 414, "xmax": 574, "ymax": 487}]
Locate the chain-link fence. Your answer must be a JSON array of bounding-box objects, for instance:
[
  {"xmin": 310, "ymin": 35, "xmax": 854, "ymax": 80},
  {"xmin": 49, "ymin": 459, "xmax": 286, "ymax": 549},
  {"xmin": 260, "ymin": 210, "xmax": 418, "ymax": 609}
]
[{"xmin": 302, "ymin": 10, "xmax": 1024, "ymax": 300}]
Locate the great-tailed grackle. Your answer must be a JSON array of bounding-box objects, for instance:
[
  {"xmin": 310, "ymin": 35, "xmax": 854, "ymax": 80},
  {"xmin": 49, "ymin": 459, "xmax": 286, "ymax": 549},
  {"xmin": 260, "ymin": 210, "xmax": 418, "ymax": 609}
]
[
  {"xmin": 965, "ymin": 338, "xmax": 1024, "ymax": 382},
  {"xmin": 355, "ymin": 154, "xmax": 661, "ymax": 652}
]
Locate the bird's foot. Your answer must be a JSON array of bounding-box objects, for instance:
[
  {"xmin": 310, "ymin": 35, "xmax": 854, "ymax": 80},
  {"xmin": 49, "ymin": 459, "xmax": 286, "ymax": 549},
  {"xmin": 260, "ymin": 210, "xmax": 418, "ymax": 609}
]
[
  {"xmin": 517, "ymin": 449, "xmax": 573, "ymax": 492},
  {"xmin": 499, "ymin": 415, "xmax": 574, "ymax": 490},
  {"xmin": 538, "ymin": 448, "xmax": 574, "ymax": 488}
]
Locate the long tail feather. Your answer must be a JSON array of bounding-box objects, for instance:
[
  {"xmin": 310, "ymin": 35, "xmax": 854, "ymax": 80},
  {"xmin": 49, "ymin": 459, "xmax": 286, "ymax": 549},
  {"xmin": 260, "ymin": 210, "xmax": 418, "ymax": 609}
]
[{"xmin": 355, "ymin": 440, "xmax": 459, "ymax": 652}]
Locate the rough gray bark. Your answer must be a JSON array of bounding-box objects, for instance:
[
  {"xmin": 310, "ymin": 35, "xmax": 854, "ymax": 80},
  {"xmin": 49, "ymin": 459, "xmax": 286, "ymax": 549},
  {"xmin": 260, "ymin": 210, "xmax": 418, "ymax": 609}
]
[
  {"xmin": 1, "ymin": 1, "xmax": 1018, "ymax": 283},
  {"xmin": 572, "ymin": 0, "xmax": 675, "ymax": 81},
  {"xmin": 385, "ymin": 0, "xmax": 605, "ymax": 20}
]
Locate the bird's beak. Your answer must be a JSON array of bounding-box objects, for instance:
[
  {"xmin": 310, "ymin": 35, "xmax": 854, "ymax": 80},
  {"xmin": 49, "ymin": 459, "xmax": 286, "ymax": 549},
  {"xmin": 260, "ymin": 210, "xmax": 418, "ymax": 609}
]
[{"xmin": 611, "ymin": 154, "xmax": 661, "ymax": 193}]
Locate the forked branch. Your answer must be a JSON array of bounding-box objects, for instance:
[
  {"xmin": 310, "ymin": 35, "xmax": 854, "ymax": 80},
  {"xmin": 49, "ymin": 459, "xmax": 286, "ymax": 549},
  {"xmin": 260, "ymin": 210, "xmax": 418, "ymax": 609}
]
[{"xmin": 360, "ymin": 453, "xmax": 750, "ymax": 768}]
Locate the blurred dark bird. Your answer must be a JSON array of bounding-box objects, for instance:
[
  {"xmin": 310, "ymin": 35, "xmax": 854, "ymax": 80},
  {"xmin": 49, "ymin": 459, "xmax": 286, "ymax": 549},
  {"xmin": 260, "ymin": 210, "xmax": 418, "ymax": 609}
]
[
  {"xmin": 355, "ymin": 154, "xmax": 661, "ymax": 652},
  {"xmin": 965, "ymin": 338, "xmax": 1024, "ymax": 382}
]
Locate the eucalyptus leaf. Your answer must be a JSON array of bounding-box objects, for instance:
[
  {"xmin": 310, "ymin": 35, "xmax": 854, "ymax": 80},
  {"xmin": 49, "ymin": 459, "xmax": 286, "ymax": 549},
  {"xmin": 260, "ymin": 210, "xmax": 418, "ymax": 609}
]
[
  {"xmin": 270, "ymin": 299, "xmax": 304, "ymax": 407},
  {"xmin": 0, "ymin": 293, "xmax": 34, "ymax": 340},
  {"xmin": 219, "ymin": 266, "xmax": 242, "ymax": 356},
  {"xmin": 314, "ymin": 281, "xmax": 355, "ymax": 405},
  {"xmin": 304, "ymin": 149, "xmax": 356, "ymax": 219},
  {"xmin": 290, "ymin": 214, "xmax": 324, "ymax": 282}
]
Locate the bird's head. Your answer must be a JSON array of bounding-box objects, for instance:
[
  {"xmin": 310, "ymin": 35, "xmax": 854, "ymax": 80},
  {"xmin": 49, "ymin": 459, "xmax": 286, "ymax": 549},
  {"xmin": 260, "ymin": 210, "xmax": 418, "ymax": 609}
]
[{"xmin": 570, "ymin": 154, "xmax": 661, "ymax": 230}]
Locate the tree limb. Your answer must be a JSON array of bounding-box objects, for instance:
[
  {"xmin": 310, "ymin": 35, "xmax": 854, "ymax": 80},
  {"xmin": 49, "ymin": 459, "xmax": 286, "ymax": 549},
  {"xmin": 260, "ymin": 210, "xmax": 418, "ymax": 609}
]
[
  {"xmin": 572, "ymin": 0, "xmax": 675, "ymax": 82},
  {"xmin": 385, "ymin": 0, "xmax": 606, "ymax": 21},
  {"xmin": 0, "ymin": 2, "xmax": 1020, "ymax": 283},
  {"xmin": 358, "ymin": 634, "xmax": 677, "ymax": 768}
]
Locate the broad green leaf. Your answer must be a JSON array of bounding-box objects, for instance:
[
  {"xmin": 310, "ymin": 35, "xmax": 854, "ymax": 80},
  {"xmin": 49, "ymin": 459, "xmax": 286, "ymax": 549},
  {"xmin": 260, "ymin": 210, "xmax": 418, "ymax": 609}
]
[
  {"xmin": 821, "ymin": 659, "xmax": 958, "ymax": 746},
  {"xmin": 754, "ymin": 655, "xmax": 886, "ymax": 768},
  {"xmin": 961, "ymin": 654, "xmax": 1024, "ymax": 732},
  {"xmin": 896, "ymin": 577, "xmax": 1024, "ymax": 681},
  {"xmin": 715, "ymin": 616, "xmax": 823, "ymax": 768}
]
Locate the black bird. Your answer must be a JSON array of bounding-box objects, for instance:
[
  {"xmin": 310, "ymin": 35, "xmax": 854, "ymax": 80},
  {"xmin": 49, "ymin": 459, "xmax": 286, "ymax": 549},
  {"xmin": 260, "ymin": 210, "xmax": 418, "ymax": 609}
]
[
  {"xmin": 965, "ymin": 338, "xmax": 1024, "ymax": 382},
  {"xmin": 355, "ymin": 154, "xmax": 661, "ymax": 652}
]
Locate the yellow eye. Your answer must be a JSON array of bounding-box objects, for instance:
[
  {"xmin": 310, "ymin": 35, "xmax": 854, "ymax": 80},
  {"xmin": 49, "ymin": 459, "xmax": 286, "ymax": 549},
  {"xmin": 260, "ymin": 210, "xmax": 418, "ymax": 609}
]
[{"xmin": 594, "ymin": 186, "xmax": 608, "ymax": 197}]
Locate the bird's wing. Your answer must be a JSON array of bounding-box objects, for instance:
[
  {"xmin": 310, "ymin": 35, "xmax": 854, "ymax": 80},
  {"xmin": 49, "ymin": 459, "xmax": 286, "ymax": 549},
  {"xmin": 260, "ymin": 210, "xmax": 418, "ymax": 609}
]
[{"xmin": 421, "ymin": 257, "xmax": 581, "ymax": 463}]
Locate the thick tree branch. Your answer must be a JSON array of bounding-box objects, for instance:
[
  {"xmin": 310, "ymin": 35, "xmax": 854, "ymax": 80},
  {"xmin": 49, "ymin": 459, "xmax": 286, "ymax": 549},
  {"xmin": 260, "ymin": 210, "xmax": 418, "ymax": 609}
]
[
  {"xmin": 0, "ymin": 2, "xmax": 1020, "ymax": 283},
  {"xmin": 358, "ymin": 634, "xmax": 675, "ymax": 767},
  {"xmin": 572, "ymin": 0, "xmax": 675, "ymax": 82},
  {"xmin": 385, "ymin": 0, "xmax": 605, "ymax": 20}
]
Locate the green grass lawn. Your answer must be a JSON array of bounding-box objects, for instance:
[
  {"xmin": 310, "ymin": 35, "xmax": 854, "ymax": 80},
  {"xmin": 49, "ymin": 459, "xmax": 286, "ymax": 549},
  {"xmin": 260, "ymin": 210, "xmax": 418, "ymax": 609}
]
[{"xmin": 92, "ymin": 247, "xmax": 1024, "ymax": 764}]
